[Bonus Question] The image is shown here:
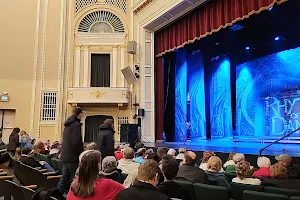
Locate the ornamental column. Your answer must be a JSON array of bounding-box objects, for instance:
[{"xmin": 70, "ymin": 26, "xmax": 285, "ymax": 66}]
[
  {"xmin": 74, "ymin": 45, "xmax": 81, "ymax": 87},
  {"xmin": 83, "ymin": 45, "xmax": 89, "ymax": 87},
  {"xmin": 119, "ymin": 45, "xmax": 125, "ymax": 87},
  {"xmin": 112, "ymin": 46, "xmax": 118, "ymax": 87}
]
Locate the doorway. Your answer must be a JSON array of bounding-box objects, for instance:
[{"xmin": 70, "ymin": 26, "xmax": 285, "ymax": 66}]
[{"xmin": 84, "ymin": 115, "xmax": 113, "ymax": 142}]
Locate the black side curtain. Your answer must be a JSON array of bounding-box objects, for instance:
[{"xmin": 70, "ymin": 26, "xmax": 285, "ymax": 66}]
[
  {"xmin": 84, "ymin": 115, "xmax": 112, "ymax": 142},
  {"xmin": 91, "ymin": 54, "xmax": 110, "ymax": 87}
]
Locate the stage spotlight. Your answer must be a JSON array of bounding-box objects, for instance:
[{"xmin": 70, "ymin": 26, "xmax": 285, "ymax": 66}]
[
  {"xmin": 268, "ymin": 6, "xmax": 273, "ymax": 11},
  {"xmin": 275, "ymin": 36, "xmax": 280, "ymax": 41},
  {"xmin": 245, "ymin": 47, "xmax": 250, "ymax": 50}
]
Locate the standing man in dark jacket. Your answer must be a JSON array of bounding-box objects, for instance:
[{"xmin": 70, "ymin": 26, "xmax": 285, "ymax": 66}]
[
  {"xmin": 7, "ymin": 127, "xmax": 20, "ymax": 154},
  {"xmin": 57, "ymin": 107, "xmax": 84, "ymax": 195},
  {"xmin": 96, "ymin": 118, "xmax": 115, "ymax": 161}
]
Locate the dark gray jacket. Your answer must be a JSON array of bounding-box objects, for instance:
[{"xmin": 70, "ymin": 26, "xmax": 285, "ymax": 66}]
[
  {"xmin": 96, "ymin": 124, "xmax": 115, "ymax": 158},
  {"xmin": 176, "ymin": 164, "xmax": 209, "ymax": 184}
]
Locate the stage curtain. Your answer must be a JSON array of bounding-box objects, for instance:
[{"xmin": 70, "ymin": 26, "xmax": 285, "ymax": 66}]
[
  {"xmin": 155, "ymin": 56, "xmax": 164, "ymax": 140},
  {"xmin": 155, "ymin": 0, "xmax": 287, "ymax": 57}
]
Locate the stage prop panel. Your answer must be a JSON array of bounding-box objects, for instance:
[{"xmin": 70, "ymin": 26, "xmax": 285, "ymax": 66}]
[
  {"xmin": 210, "ymin": 59, "xmax": 233, "ymax": 138},
  {"xmin": 188, "ymin": 53, "xmax": 206, "ymax": 138},
  {"xmin": 236, "ymin": 47, "xmax": 300, "ymax": 138},
  {"xmin": 175, "ymin": 49, "xmax": 187, "ymax": 141}
]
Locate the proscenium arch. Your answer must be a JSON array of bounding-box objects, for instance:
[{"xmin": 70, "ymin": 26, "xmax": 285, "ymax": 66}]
[{"xmin": 74, "ymin": 5, "xmax": 128, "ymax": 34}]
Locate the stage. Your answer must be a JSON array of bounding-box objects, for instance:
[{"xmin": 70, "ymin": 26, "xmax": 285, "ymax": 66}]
[{"xmin": 144, "ymin": 138, "xmax": 300, "ymax": 157}]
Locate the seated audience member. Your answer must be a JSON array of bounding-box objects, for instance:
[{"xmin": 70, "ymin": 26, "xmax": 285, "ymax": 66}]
[
  {"xmin": 85, "ymin": 142, "xmax": 97, "ymax": 150},
  {"xmin": 34, "ymin": 141, "xmax": 49, "ymax": 154},
  {"xmin": 115, "ymin": 144, "xmax": 124, "ymax": 161},
  {"xmin": 200, "ymin": 151, "xmax": 224, "ymax": 172},
  {"xmin": 118, "ymin": 147, "xmax": 140, "ymax": 174},
  {"xmin": 68, "ymin": 150, "xmax": 124, "ymax": 200},
  {"xmin": 99, "ymin": 156, "xmax": 125, "ymax": 184},
  {"xmin": 123, "ymin": 169, "xmax": 138, "ymax": 188},
  {"xmin": 13, "ymin": 147, "xmax": 21, "ymax": 161},
  {"xmin": 157, "ymin": 147, "xmax": 167, "ymax": 161},
  {"xmin": 49, "ymin": 141, "xmax": 61, "ymax": 158},
  {"xmin": 116, "ymin": 160, "xmax": 169, "ymax": 200},
  {"xmin": 205, "ymin": 156, "xmax": 231, "ymax": 189},
  {"xmin": 147, "ymin": 152, "xmax": 160, "ymax": 162},
  {"xmin": 135, "ymin": 148, "xmax": 146, "ymax": 164},
  {"xmin": 167, "ymin": 148, "xmax": 176, "ymax": 158},
  {"xmin": 176, "ymin": 151, "xmax": 208, "ymax": 183},
  {"xmin": 145, "ymin": 148, "xmax": 154, "ymax": 159},
  {"xmin": 157, "ymin": 156, "xmax": 189, "ymax": 200},
  {"xmin": 232, "ymin": 161, "xmax": 261, "ymax": 185},
  {"xmin": 253, "ymin": 156, "xmax": 271, "ymax": 178},
  {"xmin": 225, "ymin": 153, "xmax": 245, "ymax": 173},
  {"xmin": 20, "ymin": 147, "xmax": 55, "ymax": 172},
  {"xmin": 175, "ymin": 148, "xmax": 186, "ymax": 160},
  {"xmin": 275, "ymin": 154, "xmax": 300, "ymax": 178},
  {"xmin": 223, "ymin": 152, "xmax": 236, "ymax": 169}
]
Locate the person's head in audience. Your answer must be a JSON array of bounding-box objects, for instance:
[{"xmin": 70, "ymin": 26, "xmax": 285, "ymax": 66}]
[
  {"xmin": 228, "ymin": 152, "xmax": 236, "ymax": 161},
  {"xmin": 123, "ymin": 147, "xmax": 135, "ymax": 160},
  {"xmin": 12, "ymin": 127, "xmax": 20, "ymax": 134},
  {"xmin": 201, "ymin": 151, "xmax": 215, "ymax": 164},
  {"xmin": 257, "ymin": 156, "xmax": 271, "ymax": 168},
  {"xmin": 236, "ymin": 160, "xmax": 251, "ymax": 180},
  {"xmin": 102, "ymin": 156, "xmax": 118, "ymax": 173},
  {"xmin": 73, "ymin": 107, "xmax": 83, "ymax": 120},
  {"xmin": 233, "ymin": 153, "xmax": 245, "ymax": 164},
  {"xmin": 137, "ymin": 148, "xmax": 146, "ymax": 158},
  {"xmin": 31, "ymin": 139, "xmax": 36, "ymax": 145},
  {"xmin": 34, "ymin": 141, "xmax": 44, "ymax": 153},
  {"xmin": 85, "ymin": 142, "xmax": 97, "ymax": 150},
  {"xmin": 71, "ymin": 150, "xmax": 101, "ymax": 198},
  {"xmin": 145, "ymin": 148, "xmax": 154, "ymax": 158},
  {"xmin": 207, "ymin": 156, "xmax": 222, "ymax": 172},
  {"xmin": 103, "ymin": 118, "xmax": 114, "ymax": 130},
  {"xmin": 161, "ymin": 156, "xmax": 179, "ymax": 181},
  {"xmin": 21, "ymin": 147, "xmax": 31, "ymax": 155},
  {"xmin": 20, "ymin": 130, "xmax": 28, "ymax": 137},
  {"xmin": 178, "ymin": 148, "xmax": 186, "ymax": 154},
  {"xmin": 147, "ymin": 153, "xmax": 160, "ymax": 162},
  {"xmin": 167, "ymin": 148, "xmax": 176, "ymax": 157},
  {"xmin": 14, "ymin": 147, "xmax": 21, "ymax": 160},
  {"xmin": 270, "ymin": 163, "xmax": 288, "ymax": 179},
  {"xmin": 275, "ymin": 154, "xmax": 292, "ymax": 167},
  {"xmin": 183, "ymin": 151, "xmax": 197, "ymax": 166},
  {"xmin": 137, "ymin": 159, "xmax": 160, "ymax": 186},
  {"xmin": 157, "ymin": 147, "xmax": 167, "ymax": 159}
]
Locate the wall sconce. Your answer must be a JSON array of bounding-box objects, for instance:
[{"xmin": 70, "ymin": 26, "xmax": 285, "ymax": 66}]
[{"xmin": 0, "ymin": 92, "xmax": 9, "ymax": 102}]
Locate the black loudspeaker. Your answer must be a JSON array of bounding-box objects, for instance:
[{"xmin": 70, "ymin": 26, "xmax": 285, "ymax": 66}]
[
  {"xmin": 120, "ymin": 124, "xmax": 138, "ymax": 143},
  {"xmin": 138, "ymin": 108, "xmax": 145, "ymax": 117}
]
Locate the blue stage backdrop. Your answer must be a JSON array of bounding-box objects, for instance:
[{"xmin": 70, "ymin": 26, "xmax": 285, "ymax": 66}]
[
  {"xmin": 175, "ymin": 49, "xmax": 187, "ymax": 141},
  {"xmin": 236, "ymin": 47, "xmax": 300, "ymax": 138},
  {"xmin": 210, "ymin": 59, "xmax": 233, "ymax": 138},
  {"xmin": 188, "ymin": 52, "xmax": 206, "ymax": 138}
]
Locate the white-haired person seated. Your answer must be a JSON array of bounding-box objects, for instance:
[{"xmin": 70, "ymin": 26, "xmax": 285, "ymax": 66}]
[
  {"xmin": 225, "ymin": 153, "xmax": 245, "ymax": 173},
  {"xmin": 99, "ymin": 156, "xmax": 125, "ymax": 184},
  {"xmin": 175, "ymin": 148, "xmax": 186, "ymax": 160},
  {"xmin": 223, "ymin": 152, "xmax": 236, "ymax": 168},
  {"xmin": 253, "ymin": 156, "xmax": 271, "ymax": 178},
  {"xmin": 232, "ymin": 161, "xmax": 261, "ymax": 185},
  {"xmin": 167, "ymin": 148, "xmax": 176, "ymax": 158}
]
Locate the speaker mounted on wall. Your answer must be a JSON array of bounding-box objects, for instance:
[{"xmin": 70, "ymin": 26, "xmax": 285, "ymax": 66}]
[
  {"xmin": 127, "ymin": 41, "xmax": 137, "ymax": 54},
  {"xmin": 121, "ymin": 66, "xmax": 137, "ymax": 86}
]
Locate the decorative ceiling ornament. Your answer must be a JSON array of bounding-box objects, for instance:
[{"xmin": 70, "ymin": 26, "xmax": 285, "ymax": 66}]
[{"xmin": 133, "ymin": 0, "xmax": 153, "ymax": 14}]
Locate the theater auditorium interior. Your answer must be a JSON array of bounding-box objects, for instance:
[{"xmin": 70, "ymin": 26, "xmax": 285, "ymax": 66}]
[{"xmin": 1, "ymin": 0, "xmax": 300, "ymax": 200}]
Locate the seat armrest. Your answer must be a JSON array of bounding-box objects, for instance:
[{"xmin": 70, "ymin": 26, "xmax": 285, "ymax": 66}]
[
  {"xmin": 0, "ymin": 172, "xmax": 8, "ymax": 176},
  {"xmin": 24, "ymin": 185, "xmax": 38, "ymax": 189},
  {"xmin": 38, "ymin": 169, "xmax": 48, "ymax": 173},
  {"xmin": 0, "ymin": 175, "xmax": 14, "ymax": 180},
  {"xmin": 43, "ymin": 172, "xmax": 56, "ymax": 175},
  {"xmin": 47, "ymin": 175, "xmax": 62, "ymax": 180}
]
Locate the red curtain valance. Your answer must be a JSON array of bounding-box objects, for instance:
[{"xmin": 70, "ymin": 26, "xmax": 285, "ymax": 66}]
[{"xmin": 155, "ymin": 0, "xmax": 287, "ymax": 57}]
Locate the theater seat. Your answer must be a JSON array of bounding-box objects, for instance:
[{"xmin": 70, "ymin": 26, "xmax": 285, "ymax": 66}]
[
  {"xmin": 231, "ymin": 182, "xmax": 263, "ymax": 200},
  {"xmin": 193, "ymin": 183, "xmax": 230, "ymax": 200},
  {"xmin": 175, "ymin": 180, "xmax": 195, "ymax": 200},
  {"xmin": 264, "ymin": 186, "xmax": 300, "ymax": 197},
  {"xmin": 243, "ymin": 190, "xmax": 289, "ymax": 200},
  {"xmin": 291, "ymin": 197, "xmax": 300, "ymax": 200}
]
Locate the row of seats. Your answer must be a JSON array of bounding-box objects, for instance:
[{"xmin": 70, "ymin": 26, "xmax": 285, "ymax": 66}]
[
  {"xmin": 175, "ymin": 180, "xmax": 300, "ymax": 200},
  {"xmin": 35, "ymin": 153, "xmax": 62, "ymax": 174}
]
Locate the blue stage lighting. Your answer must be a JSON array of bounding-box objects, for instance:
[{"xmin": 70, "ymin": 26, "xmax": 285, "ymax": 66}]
[
  {"xmin": 246, "ymin": 47, "xmax": 250, "ymax": 50},
  {"xmin": 268, "ymin": 6, "xmax": 273, "ymax": 11},
  {"xmin": 275, "ymin": 36, "xmax": 280, "ymax": 41}
]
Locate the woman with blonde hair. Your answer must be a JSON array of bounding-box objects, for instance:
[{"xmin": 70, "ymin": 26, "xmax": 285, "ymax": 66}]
[
  {"xmin": 232, "ymin": 161, "xmax": 261, "ymax": 185},
  {"xmin": 68, "ymin": 150, "xmax": 124, "ymax": 200},
  {"xmin": 205, "ymin": 156, "xmax": 231, "ymax": 189},
  {"xmin": 200, "ymin": 151, "xmax": 224, "ymax": 172}
]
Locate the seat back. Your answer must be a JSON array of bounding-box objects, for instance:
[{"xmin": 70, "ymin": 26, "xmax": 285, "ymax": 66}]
[
  {"xmin": 5, "ymin": 180, "xmax": 27, "ymax": 200},
  {"xmin": 223, "ymin": 172, "xmax": 236, "ymax": 182},
  {"xmin": 193, "ymin": 183, "xmax": 230, "ymax": 200},
  {"xmin": 243, "ymin": 190, "xmax": 288, "ymax": 200},
  {"xmin": 39, "ymin": 154, "xmax": 52, "ymax": 165},
  {"xmin": 19, "ymin": 162, "xmax": 37, "ymax": 186},
  {"xmin": 231, "ymin": 182, "xmax": 263, "ymax": 200},
  {"xmin": 20, "ymin": 186, "xmax": 35, "ymax": 200},
  {"xmin": 175, "ymin": 180, "xmax": 195, "ymax": 200},
  {"xmin": 291, "ymin": 197, "xmax": 300, "ymax": 200},
  {"xmin": 264, "ymin": 186, "xmax": 300, "ymax": 197},
  {"xmin": 51, "ymin": 158, "xmax": 62, "ymax": 174},
  {"xmin": 0, "ymin": 179, "xmax": 12, "ymax": 200}
]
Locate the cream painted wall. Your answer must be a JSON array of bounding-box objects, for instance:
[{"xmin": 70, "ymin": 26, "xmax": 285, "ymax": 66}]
[{"xmin": 0, "ymin": 0, "xmax": 38, "ymax": 142}]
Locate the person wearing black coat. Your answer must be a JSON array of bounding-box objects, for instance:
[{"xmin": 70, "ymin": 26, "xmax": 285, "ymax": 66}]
[
  {"xmin": 57, "ymin": 107, "xmax": 84, "ymax": 195},
  {"xmin": 7, "ymin": 127, "xmax": 20, "ymax": 154},
  {"xmin": 96, "ymin": 118, "xmax": 115, "ymax": 161}
]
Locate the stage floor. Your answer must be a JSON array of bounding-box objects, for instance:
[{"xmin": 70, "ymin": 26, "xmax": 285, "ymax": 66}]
[{"xmin": 144, "ymin": 138, "xmax": 300, "ymax": 157}]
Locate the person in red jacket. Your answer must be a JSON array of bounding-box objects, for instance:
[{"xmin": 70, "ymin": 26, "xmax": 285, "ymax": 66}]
[
  {"xmin": 67, "ymin": 150, "xmax": 124, "ymax": 200},
  {"xmin": 253, "ymin": 156, "xmax": 271, "ymax": 178},
  {"xmin": 114, "ymin": 143, "xmax": 124, "ymax": 161}
]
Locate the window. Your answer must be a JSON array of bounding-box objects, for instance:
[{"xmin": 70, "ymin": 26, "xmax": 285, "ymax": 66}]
[
  {"xmin": 41, "ymin": 91, "xmax": 57, "ymax": 121},
  {"xmin": 91, "ymin": 54, "xmax": 110, "ymax": 87}
]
